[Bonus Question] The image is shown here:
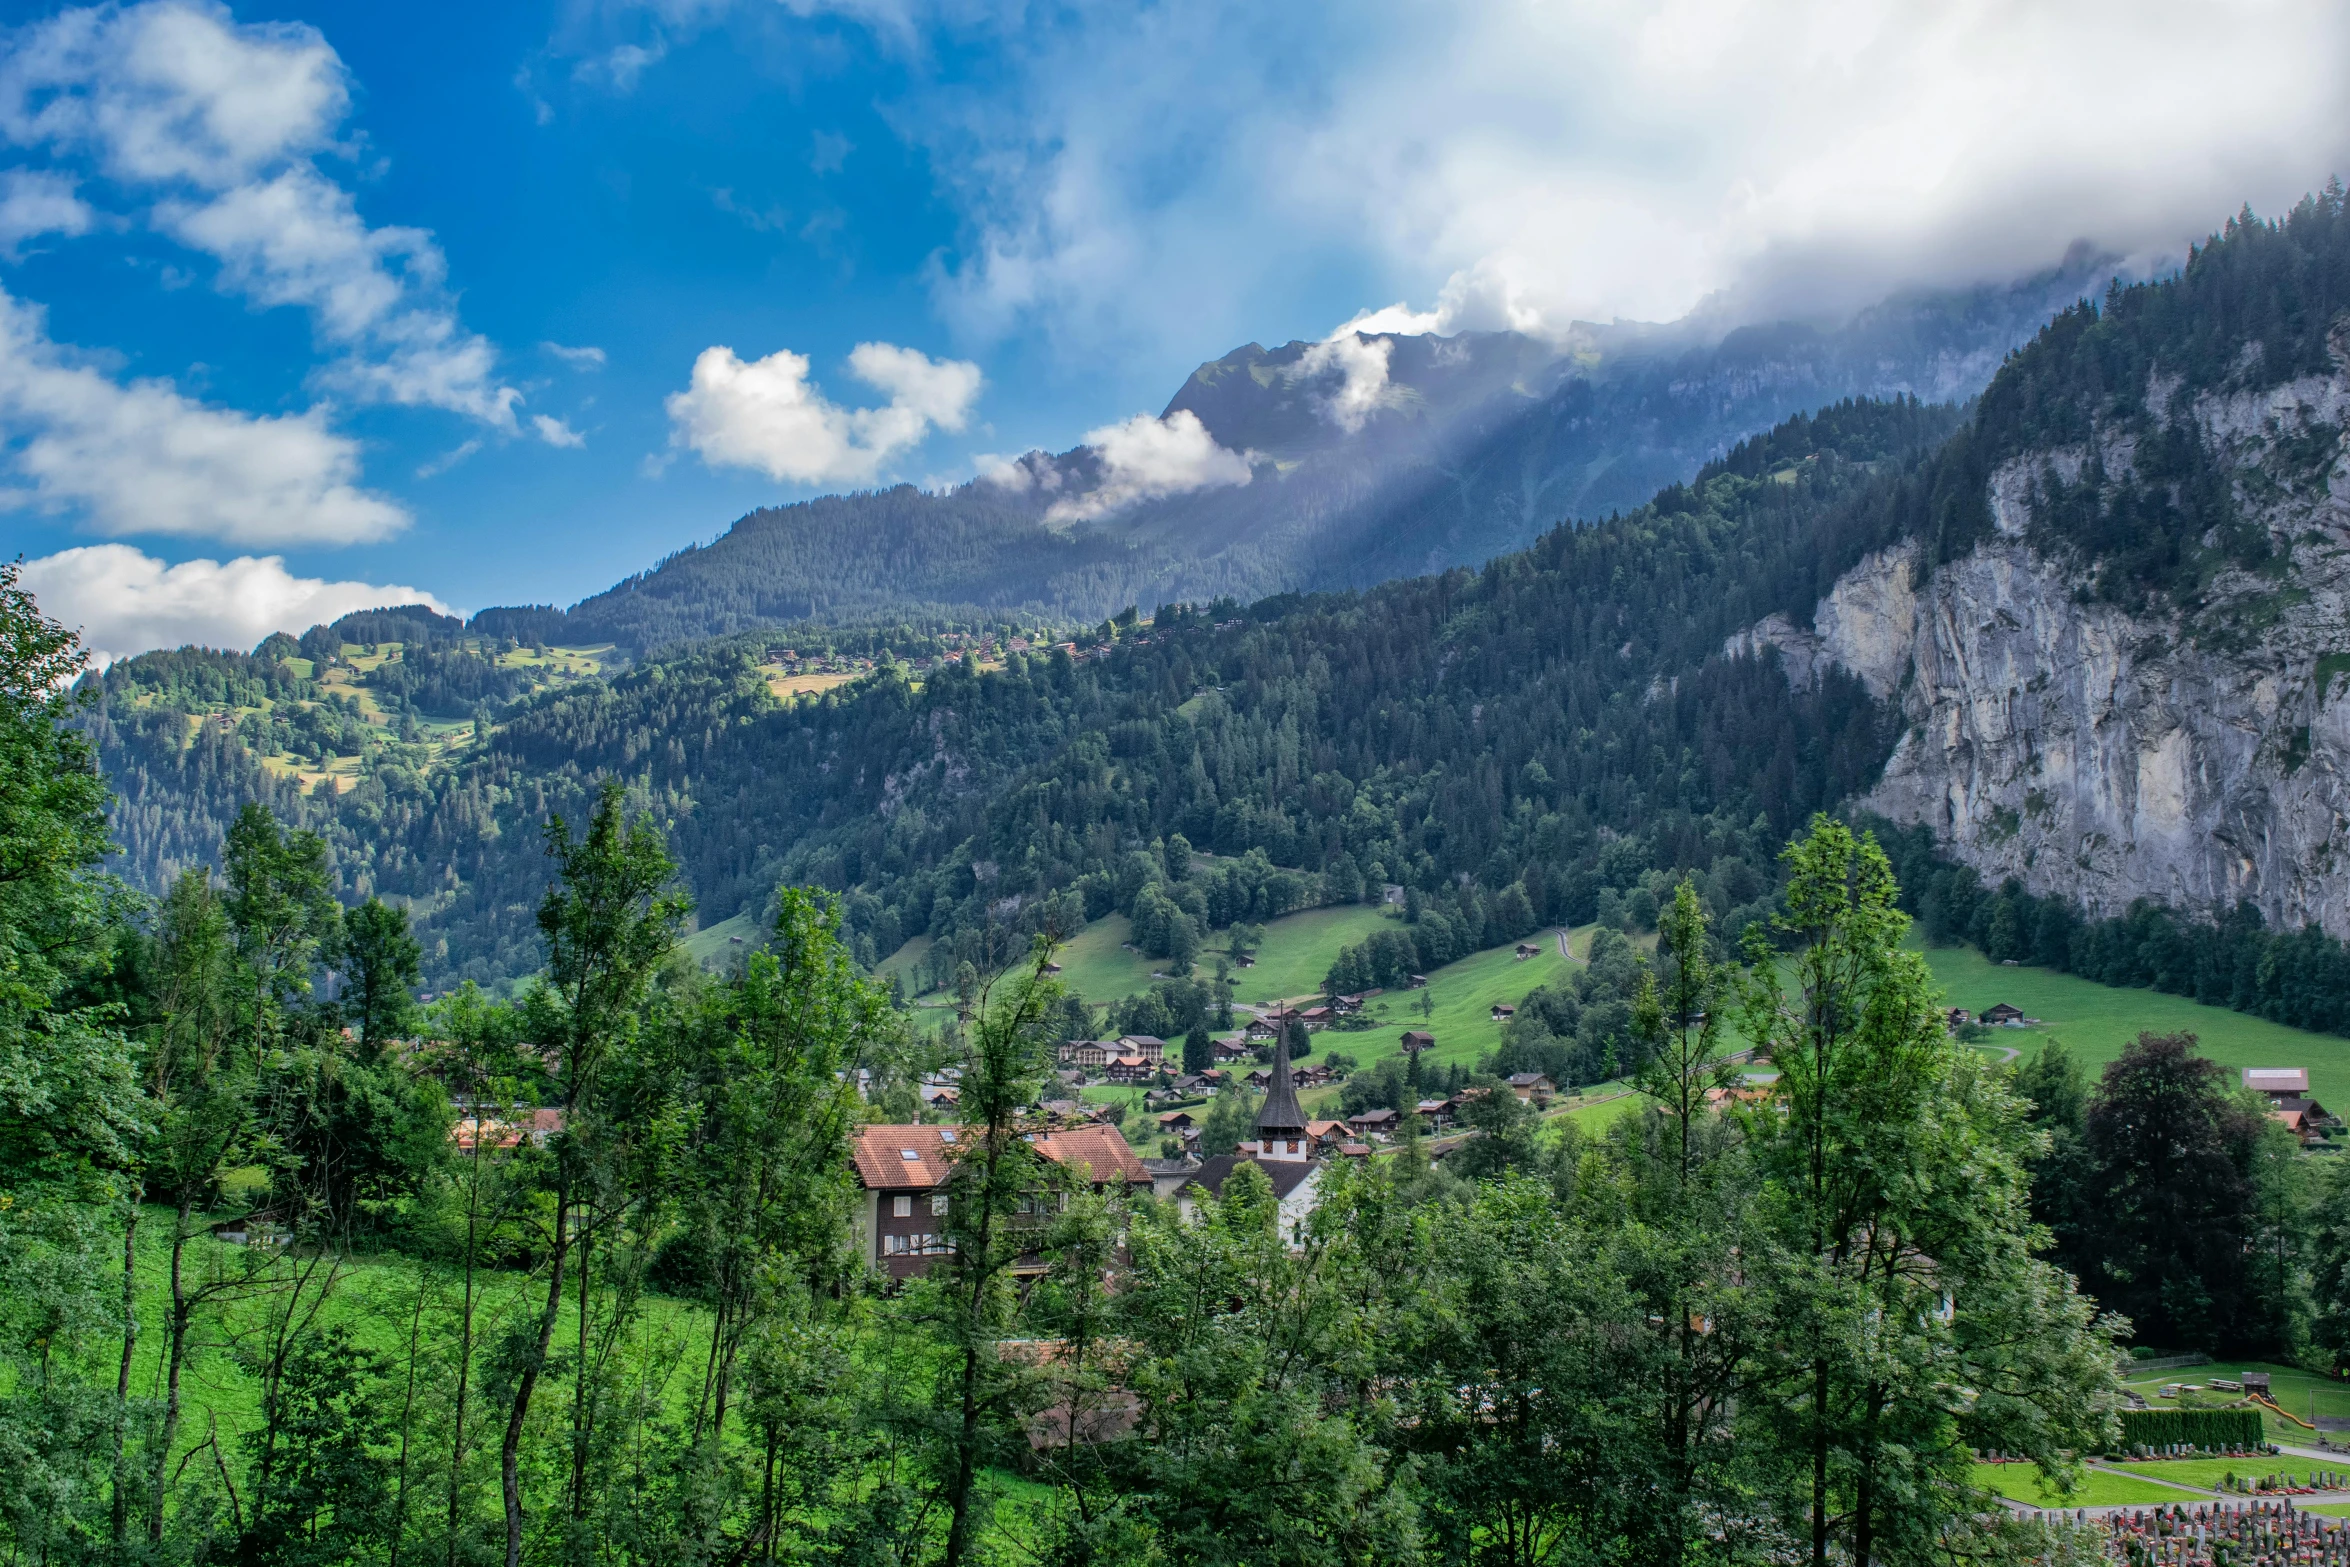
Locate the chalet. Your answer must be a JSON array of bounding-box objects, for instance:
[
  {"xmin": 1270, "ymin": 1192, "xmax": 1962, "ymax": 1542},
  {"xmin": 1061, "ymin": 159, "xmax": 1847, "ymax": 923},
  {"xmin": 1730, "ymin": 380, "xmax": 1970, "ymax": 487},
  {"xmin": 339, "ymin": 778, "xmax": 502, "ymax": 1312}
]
[
  {"xmin": 1298, "ymin": 1006, "xmax": 1333, "ymax": 1029},
  {"xmin": 2245, "ymin": 1068, "xmax": 2312, "ymax": 1104},
  {"xmin": 1242, "ymin": 1018, "xmax": 1279, "ymax": 1042},
  {"xmin": 1305, "ymin": 1119, "xmax": 1351, "ymax": 1150},
  {"xmin": 1506, "ymin": 1072, "xmax": 1555, "ymax": 1104},
  {"xmin": 1348, "ymin": 1107, "xmax": 1401, "ymax": 1137},
  {"xmin": 450, "ymin": 1106, "xmax": 564, "ymax": 1153},
  {"xmin": 1490, "ymin": 1003, "xmax": 1516, "ymax": 1022},
  {"xmin": 1117, "ymin": 1035, "xmax": 1168, "ymax": 1064},
  {"xmin": 1244, "ymin": 1068, "xmax": 1274, "ymax": 1088},
  {"xmin": 1400, "ymin": 1031, "xmax": 1435, "ymax": 1053},
  {"xmin": 1103, "ymin": 1055, "xmax": 1155, "ymax": 1085},
  {"xmin": 1405, "ymin": 974, "xmax": 1428, "ymax": 989},
  {"xmin": 1176, "ymin": 1029, "xmax": 1327, "ymax": 1239},
  {"xmin": 1514, "ymin": 943, "xmax": 1541, "ymax": 960},
  {"xmin": 1168, "ymin": 1073, "xmax": 1212, "ymax": 1095},
  {"xmin": 850, "ymin": 1122, "xmax": 1151, "ymax": 1281},
  {"xmin": 1416, "ymin": 1098, "xmax": 1455, "ymax": 1132},
  {"xmin": 1293, "ymin": 1063, "xmax": 1337, "ymax": 1088},
  {"xmin": 1156, "ymin": 1109, "xmax": 1198, "ymax": 1134},
  {"xmin": 1979, "ymin": 1003, "xmax": 2025, "ymax": 1027},
  {"xmin": 2276, "ymin": 1095, "xmax": 2335, "ymax": 1128}
]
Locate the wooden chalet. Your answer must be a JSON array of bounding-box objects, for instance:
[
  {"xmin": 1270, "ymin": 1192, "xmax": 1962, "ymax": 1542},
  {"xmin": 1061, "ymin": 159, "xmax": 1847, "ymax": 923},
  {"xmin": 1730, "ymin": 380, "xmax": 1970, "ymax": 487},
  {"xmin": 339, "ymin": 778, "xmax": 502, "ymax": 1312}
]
[{"xmin": 850, "ymin": 1122, "xmax": 1151, "ymax": 1281}]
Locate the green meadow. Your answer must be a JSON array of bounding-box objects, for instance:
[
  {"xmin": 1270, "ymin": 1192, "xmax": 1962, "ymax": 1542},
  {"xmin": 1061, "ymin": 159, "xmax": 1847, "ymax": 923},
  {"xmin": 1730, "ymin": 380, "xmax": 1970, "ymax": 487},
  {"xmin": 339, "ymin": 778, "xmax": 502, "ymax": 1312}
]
[{"xmin": 1914, "ymin": 942, "xmax": 2350, "ymax": 1105}]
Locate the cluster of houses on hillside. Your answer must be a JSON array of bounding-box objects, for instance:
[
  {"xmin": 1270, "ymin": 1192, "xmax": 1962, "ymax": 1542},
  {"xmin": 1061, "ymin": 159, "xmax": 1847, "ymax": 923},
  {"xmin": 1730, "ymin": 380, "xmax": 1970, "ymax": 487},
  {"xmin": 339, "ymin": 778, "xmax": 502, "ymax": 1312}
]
[{"xmin": 2245, "ymin": 1068, "xmax": 2341, "ymax": 1146}]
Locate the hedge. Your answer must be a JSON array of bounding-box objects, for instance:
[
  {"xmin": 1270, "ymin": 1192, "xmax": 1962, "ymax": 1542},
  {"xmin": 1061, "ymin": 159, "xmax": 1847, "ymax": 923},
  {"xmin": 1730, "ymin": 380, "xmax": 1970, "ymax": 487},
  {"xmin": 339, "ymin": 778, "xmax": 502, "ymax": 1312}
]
[{"xmin": 2116, "ymin": 1409, "xmax": 2267, "ymax": 1451}]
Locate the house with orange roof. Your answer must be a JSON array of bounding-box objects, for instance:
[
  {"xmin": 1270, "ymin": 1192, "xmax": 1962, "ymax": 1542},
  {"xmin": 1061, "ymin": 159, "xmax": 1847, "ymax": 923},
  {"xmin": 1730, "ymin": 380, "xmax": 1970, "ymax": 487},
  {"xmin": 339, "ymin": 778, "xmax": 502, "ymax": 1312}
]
[{"xmin": 849, "ymin": 1122, "xmax": 1151, "ymax": 1281}]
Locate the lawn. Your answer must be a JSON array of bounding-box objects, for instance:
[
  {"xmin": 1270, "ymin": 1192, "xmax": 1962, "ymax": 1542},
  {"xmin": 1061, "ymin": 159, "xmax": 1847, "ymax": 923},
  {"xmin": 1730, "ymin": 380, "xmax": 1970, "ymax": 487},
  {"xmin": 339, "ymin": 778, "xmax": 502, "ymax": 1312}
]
[
  {"xmin": 1972, "ymin": 1463, "xmax": 2204, "ymax": 1507},
  {"xmin": 2117, "ymin": 1360, "xmax": 2350, "ymax": 1444},
  {"xmin": 1914, "ymin": 942, "xmax": 2350, "ymax": 1107},
  {"xmin": 2107, "ymin": 1458, "xmax": 2280, "ymax": 1491}
]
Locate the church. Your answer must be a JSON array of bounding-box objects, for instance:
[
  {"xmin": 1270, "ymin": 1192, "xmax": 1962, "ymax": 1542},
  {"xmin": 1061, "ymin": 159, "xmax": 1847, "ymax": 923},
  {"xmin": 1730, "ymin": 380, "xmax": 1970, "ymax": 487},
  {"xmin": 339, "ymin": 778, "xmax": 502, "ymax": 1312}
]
[{"xmin": 1173, "ymin": 1027, "xmax": 1327, "ymax": 1240}]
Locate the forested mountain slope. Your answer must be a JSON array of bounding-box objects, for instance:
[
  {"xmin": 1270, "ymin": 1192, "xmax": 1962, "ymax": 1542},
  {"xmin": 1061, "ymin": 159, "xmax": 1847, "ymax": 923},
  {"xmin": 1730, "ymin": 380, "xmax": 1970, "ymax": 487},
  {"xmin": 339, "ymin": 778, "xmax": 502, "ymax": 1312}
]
[
  {"xmin": 89, "ymin": 396, "xmax": 1959, "ymax": 990},
  {"xmin": 527, "ymin": 258, "xmax": 2115, "ymax": 651},
  {"xmin": 78, "ymin": 192, "xmax": 2350, "ymax": 1036}
]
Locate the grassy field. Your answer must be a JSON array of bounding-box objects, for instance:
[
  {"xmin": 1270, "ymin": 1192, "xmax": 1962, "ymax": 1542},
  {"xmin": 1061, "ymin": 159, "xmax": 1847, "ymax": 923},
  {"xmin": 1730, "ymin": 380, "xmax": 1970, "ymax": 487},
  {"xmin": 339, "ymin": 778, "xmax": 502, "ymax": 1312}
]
[
  {"xmin": 2118, "ymin": 1360, "xmax": 2350, "ymax": 1444},
  {"xmin": 1973, "ymin": 1463, "xmax": 2203, "ymax": 1506},
  {"xmin": 1913, "ymin": 942, "xmax": 2350, "ymax": 1105},
  {"xmin": 1222, "ymin": 906, "xmax": 1397, "ymax": 1004},
  {"xmin": 683, "ymin": 909, "xmax": 764, "ymax": 968}
]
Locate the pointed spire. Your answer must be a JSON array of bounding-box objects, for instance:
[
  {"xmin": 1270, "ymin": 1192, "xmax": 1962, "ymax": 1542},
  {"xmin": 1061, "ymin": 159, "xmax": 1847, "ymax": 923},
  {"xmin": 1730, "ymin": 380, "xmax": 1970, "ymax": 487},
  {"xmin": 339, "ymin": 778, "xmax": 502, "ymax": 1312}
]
[{"xmin": 1255, "ymin": 1018, "xmax": 1306, "ymax": 1135}]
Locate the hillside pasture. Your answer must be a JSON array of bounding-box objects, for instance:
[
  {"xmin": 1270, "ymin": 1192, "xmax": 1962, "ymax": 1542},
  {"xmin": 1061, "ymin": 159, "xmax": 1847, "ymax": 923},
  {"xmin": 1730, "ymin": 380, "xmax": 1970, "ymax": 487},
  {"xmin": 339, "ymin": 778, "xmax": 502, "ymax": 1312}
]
[{"xmin": 1914, "ymin": 942, "xmax": 2350, "ymax": 1108}]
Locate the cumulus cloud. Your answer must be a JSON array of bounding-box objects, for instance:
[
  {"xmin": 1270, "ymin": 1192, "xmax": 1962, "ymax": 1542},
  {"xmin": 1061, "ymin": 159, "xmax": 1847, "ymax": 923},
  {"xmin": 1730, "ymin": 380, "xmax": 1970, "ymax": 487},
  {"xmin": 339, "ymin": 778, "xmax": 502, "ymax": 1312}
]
[
  {"xmin": 664, "ymin": 340, "xmax": 981, "ymax": 485},
  {"xmin": 0, "ymin": 283, "xmax": 408, "ymax": 546},
  {"xmin": 1, "ymin": 0, "xmax": 523, "ymax": 428},
  {"xmin": 854, "ymin": 0, "xmax": 2350, "ymax": 354},
  {"xmin": 19, "ymin": 544, "xmax": 454, "ymax": 668},
  {"xmin": 0, "ymin": 169, "xmax": 95, "ymax": 257},
  {"xmin": 532, "ymin": 414, "xmax": 585, "ymax": 447},
  {"xmin": 1045, "ymin": 409, "xmax": 1251, "ymax": 523},
  {"xmin": 0, "ymin": 0, "xmax": 347, "ymax": 187}
]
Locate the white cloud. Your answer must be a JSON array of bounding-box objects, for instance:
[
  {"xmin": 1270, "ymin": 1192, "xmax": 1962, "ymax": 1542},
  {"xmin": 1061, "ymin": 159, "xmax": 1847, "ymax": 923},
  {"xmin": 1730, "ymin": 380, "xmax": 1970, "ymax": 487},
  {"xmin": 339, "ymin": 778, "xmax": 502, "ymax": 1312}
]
[
  {"xmin": 664, "ymin": 340, "xmax": 982, "ymax": 485},
  {"xmin": 19, "ymin": 543, "xmax": 454, "ymax": 668},
  {"xmin": 1293, "ymin": 332, "xmax": 1395, "ymax": 433},
  {"xmin": 0, "ymin": 283, "xmax": 408, "ymax": 546},
  {"xmin": 541, "ymin": 341, "xmax": 606, "ymax": 369},
  {"xmin": 2, "ymin": 0, "xmax": 523, "ymax": 429},
  {"xmin": 0, "ymin": 169, "xmax": 95, "ymax": 257},
  {"xmin": 532, "ymin": 414, "xmax": 585, "ymax": 448},
  {"xmin": 865, "ymin": 0, "xmax": 2350, "ymax": 354},
  {"xmin": 1046, "ymin": 409, "xmax": 1251, "ymax": 523},
  {"xmin": 0, "ymin": 0, "xmax": 347, "ymax": 187}
]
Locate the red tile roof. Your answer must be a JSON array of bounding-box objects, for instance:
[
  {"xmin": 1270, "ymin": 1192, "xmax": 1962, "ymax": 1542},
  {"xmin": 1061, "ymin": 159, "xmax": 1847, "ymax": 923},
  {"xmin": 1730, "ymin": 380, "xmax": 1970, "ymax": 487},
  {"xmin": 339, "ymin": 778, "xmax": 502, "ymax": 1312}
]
[
  {"xmin": 850, "ymin": 1122, "xmax": 1150, "ymax": 1191},
  {"xmin": 1034, "ymin": 1124, "xmax": 1151, "ymax": 1187},
  {"xmin": 851, "ymin": 1124, "xmax": 963, "ymax": 1190}
]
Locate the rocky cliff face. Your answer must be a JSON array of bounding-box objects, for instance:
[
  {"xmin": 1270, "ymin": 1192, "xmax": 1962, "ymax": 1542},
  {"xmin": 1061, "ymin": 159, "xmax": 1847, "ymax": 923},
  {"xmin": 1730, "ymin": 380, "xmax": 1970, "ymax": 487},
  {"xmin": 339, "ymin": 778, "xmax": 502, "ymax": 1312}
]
[{"xmin": 1729, "ymin": 362, "xmax": 2350, "ymax": 936}]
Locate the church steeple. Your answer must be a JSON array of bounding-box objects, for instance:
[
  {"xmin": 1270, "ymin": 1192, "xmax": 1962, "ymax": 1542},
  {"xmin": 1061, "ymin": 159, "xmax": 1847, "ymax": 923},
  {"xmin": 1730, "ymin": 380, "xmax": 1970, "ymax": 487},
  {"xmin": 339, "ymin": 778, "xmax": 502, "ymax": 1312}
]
[{"xmin": 1248, "ymin": 1019, "xmax": 1311, "ymax": 1162}]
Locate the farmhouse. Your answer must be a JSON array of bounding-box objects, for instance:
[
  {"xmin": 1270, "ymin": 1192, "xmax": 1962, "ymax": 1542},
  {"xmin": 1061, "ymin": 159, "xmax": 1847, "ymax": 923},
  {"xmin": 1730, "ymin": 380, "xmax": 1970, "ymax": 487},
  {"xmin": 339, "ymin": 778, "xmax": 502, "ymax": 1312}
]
[
  {"xmin": 1979, "ymin": 1003, "xmax": 2024, "ymax": 1026},
  {"xmin": 1514, "ymin": 943, "xmax": 1541, "ymax": 960},
  {"xmin": 1490, "ymin": 1003, "xmax": 1516, "ymax": 1021},
  {"xmin": 2245, "ymin": 1068, "xmax": 2312, "ymax": 1103},
  {"xmin": 1506, "ymin": 1072, "xmax": 1555, "ymax": 1104},
  {"xmin": 1103, "ymin": 1054, "xmax": 1155, "ymax": 1085},
  {"xmin": 850, "ymin": 1122, "xmax": 1150, "ymax": 1281},
  {"xmin": 1348, "ymin": 1107, "xmax": 1401, "ymax": 1137},
  {"xmin": 1400, "ymin": 1031, "xmax": 1435, "ymax": 1053}
]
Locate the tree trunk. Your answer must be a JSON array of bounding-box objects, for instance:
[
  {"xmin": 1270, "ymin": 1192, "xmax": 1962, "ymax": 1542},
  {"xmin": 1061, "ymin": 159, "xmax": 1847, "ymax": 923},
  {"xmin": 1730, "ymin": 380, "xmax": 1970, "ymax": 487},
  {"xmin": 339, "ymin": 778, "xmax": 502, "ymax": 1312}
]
[
  {"xmin": 111, "ymin": 1195, "xmax": 140, "ymax": 1549},
  {"xmin": 503, "ymin": 1188, "xmax": 570, "ymax": 1567},
  {"xmin": 448, "ymin": 1125, "xmax": 483, "ymax": 1567},
  {"xmin": 149, "ymin": 1207, "xmax": 195, "ymax": 1545}
]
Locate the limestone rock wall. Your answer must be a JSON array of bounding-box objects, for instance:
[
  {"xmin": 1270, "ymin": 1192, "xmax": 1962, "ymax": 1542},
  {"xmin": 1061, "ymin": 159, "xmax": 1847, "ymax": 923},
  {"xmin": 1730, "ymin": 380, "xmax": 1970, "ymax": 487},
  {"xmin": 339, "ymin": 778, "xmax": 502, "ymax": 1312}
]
[{"xmin": 1728, "ymin": 367, "xmax": 2350, "ymax": 936}]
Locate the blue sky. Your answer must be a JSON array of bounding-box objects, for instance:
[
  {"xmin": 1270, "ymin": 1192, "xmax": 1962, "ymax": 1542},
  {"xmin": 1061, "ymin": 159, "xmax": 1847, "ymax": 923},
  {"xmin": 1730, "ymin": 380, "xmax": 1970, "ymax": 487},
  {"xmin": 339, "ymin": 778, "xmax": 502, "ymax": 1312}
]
[{"xmin": 4, "ymin": 0, "xmax": 2346, "ymax": 663}]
